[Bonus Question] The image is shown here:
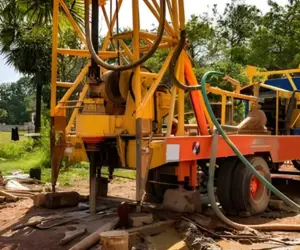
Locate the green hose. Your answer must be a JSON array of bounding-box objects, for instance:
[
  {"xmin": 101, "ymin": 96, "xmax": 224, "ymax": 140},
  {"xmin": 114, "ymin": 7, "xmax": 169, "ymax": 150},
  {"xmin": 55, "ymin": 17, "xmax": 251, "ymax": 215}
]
[
  {"xmin": 200, "ymin": 71, "xmax": 300, "ymax": 213},
  {"xmin": 208, "ymin": 132, "xmax": 248, "ymax": 230},
  {"xmin": 201, "ymin": 71, "xmax": 300, "ymax": 210}
]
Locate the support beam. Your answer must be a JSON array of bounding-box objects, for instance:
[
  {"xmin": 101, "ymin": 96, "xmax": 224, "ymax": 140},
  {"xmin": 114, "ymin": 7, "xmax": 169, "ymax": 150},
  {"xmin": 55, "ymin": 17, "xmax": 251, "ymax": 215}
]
[
  {"xmin": 59, "ymin": 0, "xmax": 87, "ymax": 46},
  {"xmin": 132, "ymin": 0, "xmax": 142, "ymax": 208},
  {"xmin": 221, "ymin": 95, "xmax": 226, "ymax": 125},
  {"xmin": 51, "ymin": 0, "xmax": 59, "ymax": 116},
  {"xmin": 89, "ymin": 151, "xmax": 96, "ymax": 214},
  {"xmin": 276, "ymin": 91, "xmax": 279, "ymax": 135},
  {"xmin": 286, "ymin": 73, "xmax": 297, "ymax": 91}
]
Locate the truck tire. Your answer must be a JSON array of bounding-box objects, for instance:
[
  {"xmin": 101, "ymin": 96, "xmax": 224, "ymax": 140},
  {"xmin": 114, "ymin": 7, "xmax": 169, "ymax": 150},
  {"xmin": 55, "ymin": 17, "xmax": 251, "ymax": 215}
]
[{"xmin": 232, "ymin": 156, "xmax": 271, "ymax": 215}]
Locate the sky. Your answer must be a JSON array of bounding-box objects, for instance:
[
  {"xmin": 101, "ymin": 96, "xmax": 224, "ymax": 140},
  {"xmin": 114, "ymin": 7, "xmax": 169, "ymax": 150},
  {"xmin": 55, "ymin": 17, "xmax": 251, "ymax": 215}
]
[{"xmin": 0, "ymin": 0, "xmax": 288, "ymax": 84}]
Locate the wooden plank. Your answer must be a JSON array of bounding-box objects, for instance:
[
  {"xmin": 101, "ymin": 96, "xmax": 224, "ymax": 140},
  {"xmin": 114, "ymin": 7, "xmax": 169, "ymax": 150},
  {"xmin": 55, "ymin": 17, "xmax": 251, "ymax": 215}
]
[{"xmin": 69, "ymin": 218, "xmax": 118, "ymax": 250}]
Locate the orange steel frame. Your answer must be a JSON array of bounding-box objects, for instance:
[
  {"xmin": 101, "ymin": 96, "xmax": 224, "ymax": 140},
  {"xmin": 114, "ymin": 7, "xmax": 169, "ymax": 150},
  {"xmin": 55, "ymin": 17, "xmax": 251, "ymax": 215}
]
[
  {"xmin": 169, "ymin": 133, "xmax": 300, "ymax": 186},
  {"xmin": 167, "ymin": 135, "xmax": 300, "ymax": 163}
]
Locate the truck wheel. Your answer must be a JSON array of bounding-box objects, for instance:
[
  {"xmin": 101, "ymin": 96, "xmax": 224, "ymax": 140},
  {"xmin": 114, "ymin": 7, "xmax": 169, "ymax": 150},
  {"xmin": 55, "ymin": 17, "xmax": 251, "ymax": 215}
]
[
  {"xmin": 217, "ymin": 158, "xmax": 239, "ymax": 215},
  {"xmin": 232, "ymin": 157, "xmax": 271, "ymax": 215},
  {"xmin": 145, "ymin": 167, "xmax": 177, "ymax": 203},
  {"xmin": 231, "ymin": 162, "xmax": 248, "ymax": 213}
]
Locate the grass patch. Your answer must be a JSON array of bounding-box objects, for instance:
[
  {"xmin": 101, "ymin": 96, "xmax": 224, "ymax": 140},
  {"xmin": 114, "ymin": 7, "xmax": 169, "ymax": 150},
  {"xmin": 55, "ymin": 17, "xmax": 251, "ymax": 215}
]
[
  {"xmin": 41, "ymin": 168, "xmax": 89, "ymax": 186},
  {"xmin": 0, "ymin": 131, "xmax": 25, "ymax": 143},
  {"xmin": 71, "ymin": 163, "xmax": 136, "ymax": 179},
  {"xmin": 0, "ymin": 149, "xmax": 44, "ymax": 175},
  {"xmin": 0, "ymin": 122, "xmax": 135, "ymax": 188},
  {"xmin": 41, "ymin": 166, "xmax": 135, "ymax": 187},
  {"xmin": 0, "ymin": 150, "xmax": 136, "ymax": 187},
  {"xmin": 0, "ymin": 138, "xmax": 34, "ymax": 160},
  {"xmin": 102, "ymin": 167, "xmax": 136, "ymax": 179}
]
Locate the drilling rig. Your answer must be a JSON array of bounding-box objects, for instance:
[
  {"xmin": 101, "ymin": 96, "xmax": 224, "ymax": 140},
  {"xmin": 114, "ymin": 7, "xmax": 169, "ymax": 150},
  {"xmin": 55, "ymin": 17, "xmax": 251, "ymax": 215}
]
[{"xmin": 51, "ymin": 0, "xmax": 300, "ymax": 217}]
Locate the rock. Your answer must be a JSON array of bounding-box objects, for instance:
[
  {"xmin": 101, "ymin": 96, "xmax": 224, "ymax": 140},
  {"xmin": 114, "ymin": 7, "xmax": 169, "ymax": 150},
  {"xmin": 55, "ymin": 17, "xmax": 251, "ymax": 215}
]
[
  {"xmin": 33, "ymin": 192, "xmax": 80, "ymax": 209},
  {"xmin": 163, "ymin": 189, "xmax": 202, "ymax": 213},
  {"xmin": 268, "ymin": 199, "xmax": 294, "ymax": 212},
  {"xmin": 0, "ymin": 170, "xmax": 3, "ymax": 185},
  {"xmin": 12, "ymin": 216, "xmax": 43, "ymax": 230},
  {"xmin": 130, "ymin": 213, "xmax": 154, "ymax": 227},
  {"xmin": 0, "ymin": 196, "xmax": 6, "ymax": 203},
  {"xmin": 269, "ymin": 200, "xmax": 285, "ymax": 211},
  {"xmin": 44, "ymin": 182, "xmax": 59, "ymax": 192}
]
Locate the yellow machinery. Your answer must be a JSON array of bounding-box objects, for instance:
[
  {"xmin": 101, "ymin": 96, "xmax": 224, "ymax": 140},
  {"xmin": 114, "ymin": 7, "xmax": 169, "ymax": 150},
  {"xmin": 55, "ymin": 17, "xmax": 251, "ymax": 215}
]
[
  {"xmin": 51, "ymin": 0, "xmax": 300, "ymax": 215},
  {"xmin": 51, "ymin": 0, "xmax": 192, "ymax": 213}
]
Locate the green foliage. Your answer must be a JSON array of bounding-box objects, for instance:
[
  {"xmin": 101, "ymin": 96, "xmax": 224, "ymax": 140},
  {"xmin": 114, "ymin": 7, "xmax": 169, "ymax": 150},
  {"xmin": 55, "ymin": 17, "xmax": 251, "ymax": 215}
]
[
  {"xmin": 0, "ymin": 77, "xmax": 32, "ymax": 124},
  {"xmin": 58, "ymin": 28, "xmax": 88, "ymax": 82},
  {"xmin": 216, "ymin": 0, "xmax": 261, "ymax": 64},
  {"xmin": 186, "ymin": 14, "xmax": 221, "ymax": 65},
  {"xmin": 247, "ymin": 1, "xmax": 300, "ymax": 69},
  {"xmin": 0, "ymin": 137, "xmax": 34, "ymax": 160},
  {"xmin": 15, "ymin": 0, "xmax": 84, "ymax": 27},
  {"xmin": 144, "ymin": 49, "xmax": 169, "ymax": 73},
  {"xmin": 38, "ymin": 116, "xmax": 51, "ymax": 168},
  {"xmin": 0, "ymin": 109, "xmax": 8, "ymax": 123},
  {"xmin": 0, "ymin": 0, "xmax": 86, "ymax": 131}
]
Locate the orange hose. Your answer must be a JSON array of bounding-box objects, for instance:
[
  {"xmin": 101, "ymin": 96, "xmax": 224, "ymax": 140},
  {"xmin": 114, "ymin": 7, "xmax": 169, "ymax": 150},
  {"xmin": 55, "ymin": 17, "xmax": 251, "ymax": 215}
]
[{"xmin": 183, "ymin": 52, "xmax": 211, "ymax": 135}]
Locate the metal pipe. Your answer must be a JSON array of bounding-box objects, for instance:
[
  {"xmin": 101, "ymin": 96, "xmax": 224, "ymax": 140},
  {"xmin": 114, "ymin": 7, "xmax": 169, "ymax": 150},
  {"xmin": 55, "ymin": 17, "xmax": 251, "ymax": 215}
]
[
  {"xmin": 51, "ymin": 0, "xmax": 59, "ymax": 116},
  {"xmin": 89, "ymin": 151, "xmax": 96, "ymax": 214},
  {"xmin": 90, "ymin": 0, "xmax": 100, "ymax": 82},
  {"xmin": 135, "ymin": 118, "xmax": 143, "ymax": 203}
]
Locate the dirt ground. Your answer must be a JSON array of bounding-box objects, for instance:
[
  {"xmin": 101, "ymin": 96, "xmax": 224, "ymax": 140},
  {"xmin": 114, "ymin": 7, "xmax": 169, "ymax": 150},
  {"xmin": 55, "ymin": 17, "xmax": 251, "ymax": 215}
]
[
  {"xmin": 0, "ymin": 178, "xmax": 136, "ymax": 250},
  {"xmin": 1, "ymin": 176, "xmax": 300, "ymax": 250}
]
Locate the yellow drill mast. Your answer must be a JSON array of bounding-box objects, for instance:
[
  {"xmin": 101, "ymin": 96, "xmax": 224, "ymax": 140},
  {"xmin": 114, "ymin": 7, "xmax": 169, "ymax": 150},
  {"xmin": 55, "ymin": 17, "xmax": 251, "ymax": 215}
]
[{"xmin": 51, "ymin": 0, "xmax": 187, "ymax": 213}]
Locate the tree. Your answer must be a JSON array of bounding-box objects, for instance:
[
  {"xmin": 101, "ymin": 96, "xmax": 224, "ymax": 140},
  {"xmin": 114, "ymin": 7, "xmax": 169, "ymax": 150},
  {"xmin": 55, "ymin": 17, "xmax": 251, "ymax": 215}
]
[
  {"xmin": 0, "ymin": 77, "xmax": 32, "ymax": 124},
  {"xmin": 58, "ymin": 28, "xmax": 88, "ymax": 82},
  {"xmin": 216, "ymin": 0, "xmax": 261, "ymax": 64},
  {"xmin": 186, "ymin": 14, "xmax": 223, "ymax": 66},
  {"xmin": 0, "ymin": 22, "xmax": 51, "ymax": 131},
  {"xmin": 0, "ymin": 109, "xmax": 8, "ymax": 123},
  {"xmin": 248, "ymin": 0, "xmax": 300, "ymax": 70},
  {"xmin": 0, "ymin": 0, "xmax": 85, "ymax": 132}
]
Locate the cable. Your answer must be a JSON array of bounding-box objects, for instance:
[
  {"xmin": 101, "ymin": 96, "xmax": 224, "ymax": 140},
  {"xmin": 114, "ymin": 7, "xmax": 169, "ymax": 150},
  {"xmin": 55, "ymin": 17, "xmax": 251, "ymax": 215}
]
[
  {"xmin": 84, "ymin": 0, "xmax": 166, "ymax": 71},
  {"xmin": 169, "ymin": 30, "xmax": 202, "ymax": 91},
  {"xmin": 116, "ymin": 0, "xmax": 120, "ymax": 66}
]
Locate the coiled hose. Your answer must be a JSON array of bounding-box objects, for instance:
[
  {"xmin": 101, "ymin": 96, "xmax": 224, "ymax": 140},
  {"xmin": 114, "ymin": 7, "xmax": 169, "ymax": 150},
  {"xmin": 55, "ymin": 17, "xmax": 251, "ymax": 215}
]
[
  {"xmin": 170, "ymin": 30, "xmax": 300, "ymax": 231},
  {"xmin": 84, "ymin": 0, "xmax": 166, "ymax": 71}
]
